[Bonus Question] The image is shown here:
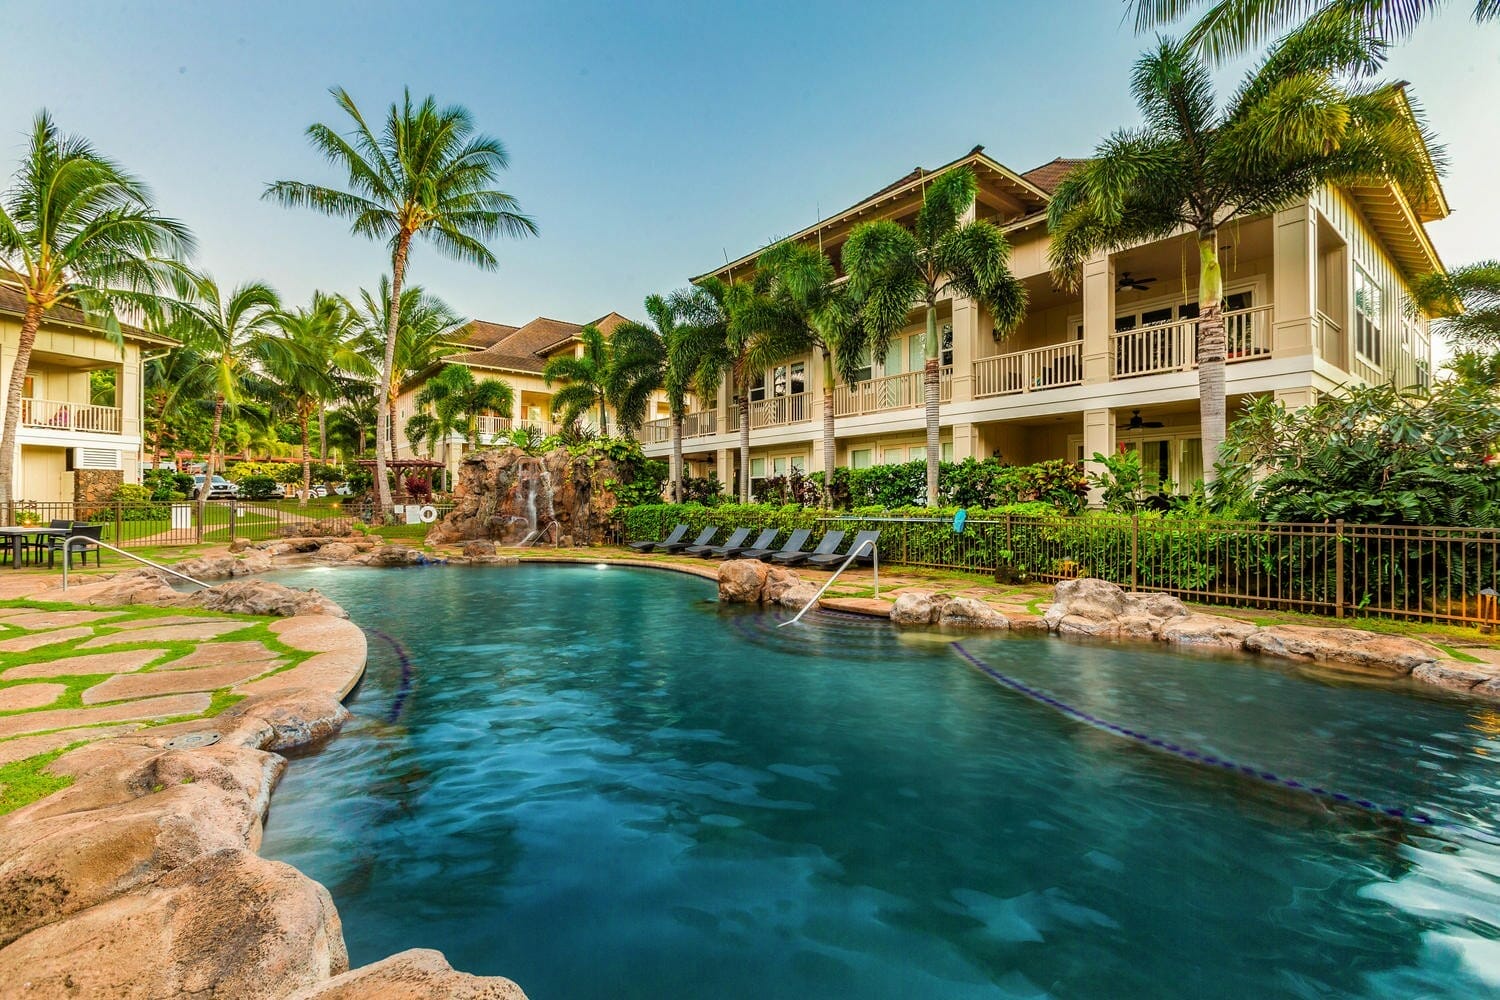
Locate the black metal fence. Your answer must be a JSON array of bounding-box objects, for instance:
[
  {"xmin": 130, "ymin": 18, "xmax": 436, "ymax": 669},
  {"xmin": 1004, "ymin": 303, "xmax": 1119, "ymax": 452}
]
[{"xmin": 8, "ymin": 498, "xmax": 453, "ymax": 548}]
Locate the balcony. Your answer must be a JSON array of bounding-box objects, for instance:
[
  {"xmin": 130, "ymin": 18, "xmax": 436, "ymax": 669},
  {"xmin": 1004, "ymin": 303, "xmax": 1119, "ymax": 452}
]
[
  {"xmin": 1111, "ymin": 304, "xmax": 1272, "ymax": 378},
  {"xmin": 21, "ymin": 397, "xmax": 122, "ymax": 434},
  {"xmin": 728, "ymin": 391, "xmax": 811, "ymax": 431},
  {"xmin": 643, "ymin": 410, "xmax": 718, "ymax": 444},
  {"xmin": 974, "ymin": 343, "xmax": 1083, "ymax": 398},
  {"xmin": 833, "ymin": 367, "xmax": 952, "ymax": 418}
]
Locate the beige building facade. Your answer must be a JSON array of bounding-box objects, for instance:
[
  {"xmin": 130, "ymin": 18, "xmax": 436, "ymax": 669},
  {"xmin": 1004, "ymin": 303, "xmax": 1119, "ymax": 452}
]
[
  {"xmin": 640, "ymin": 147, "xmax": 1447, "ymax": 498},
  {"xmin": 2, "ymin": 284, "xmax": 169, "ymax": 504},
  {"xmin": 394, "ymin": 311, "xmax": 643, "ymax": 481}
]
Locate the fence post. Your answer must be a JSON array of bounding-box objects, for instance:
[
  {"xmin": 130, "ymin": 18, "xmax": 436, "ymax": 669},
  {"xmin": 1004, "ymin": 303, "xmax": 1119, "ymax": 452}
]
[
  {"xmin": 229, "ymin": 501, "xmax": 237, "ymax": 541},
  {"xmin": 1334, "ymin": 518, "xmax": 1345, "ymax": 619},
  {"xmin": 114, "ymin": 503, "xmax": 122, "ymax": 547},
  {"xmin": 1130, "ymin": 514, "xmax": 1139, "ymax": 592}
]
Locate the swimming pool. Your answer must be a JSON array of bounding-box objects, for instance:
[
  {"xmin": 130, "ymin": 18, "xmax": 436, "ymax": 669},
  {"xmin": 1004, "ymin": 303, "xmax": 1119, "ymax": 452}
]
[{"xmin": 260, "ymin": 564, "xmax": 1500, "ymax": 998}]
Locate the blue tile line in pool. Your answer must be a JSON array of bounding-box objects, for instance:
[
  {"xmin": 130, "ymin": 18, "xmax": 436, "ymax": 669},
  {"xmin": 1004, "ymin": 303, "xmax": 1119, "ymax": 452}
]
[
  {"xmin": 949, "ymin": 641, "xmax": 1500, "ymax": 846},
  {"xmin": 367, "ymin": 628, "xmax": 416, "ymax": 723}
]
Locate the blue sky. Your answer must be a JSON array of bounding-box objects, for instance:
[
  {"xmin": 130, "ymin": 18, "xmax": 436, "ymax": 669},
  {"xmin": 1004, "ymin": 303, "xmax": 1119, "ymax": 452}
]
[{"xmin": 4, "ymin": 1, "xmax": 1496, "ymax": 338}]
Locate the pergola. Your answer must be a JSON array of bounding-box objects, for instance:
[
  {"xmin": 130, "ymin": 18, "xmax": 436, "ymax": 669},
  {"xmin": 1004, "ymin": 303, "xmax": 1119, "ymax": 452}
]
[{"xmin": 355, "ymin": 458, "xmax": 445, "ymax": 499}]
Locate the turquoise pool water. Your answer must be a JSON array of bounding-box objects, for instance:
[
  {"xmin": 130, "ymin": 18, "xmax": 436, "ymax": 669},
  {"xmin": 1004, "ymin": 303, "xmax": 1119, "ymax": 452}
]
[{"xmin": 260, "ymin": 565, "xmax": 1500, "ymax": 998}]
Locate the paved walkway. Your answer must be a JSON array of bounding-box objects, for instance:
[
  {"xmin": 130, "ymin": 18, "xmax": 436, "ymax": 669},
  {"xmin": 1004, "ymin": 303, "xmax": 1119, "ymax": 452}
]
[{"xmin": 0, "ymin": 600, "xmax": 351, "ymax": 767}]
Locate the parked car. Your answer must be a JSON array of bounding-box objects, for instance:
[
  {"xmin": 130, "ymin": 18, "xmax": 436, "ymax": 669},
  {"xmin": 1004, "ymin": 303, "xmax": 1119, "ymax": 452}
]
[
  {"xmin": 191, "ymin": 474, "xmax": 238, "ymax": 499},
  {"xmin": 332, "ymin": 483, "xmax": 354, "ymax": 496}
]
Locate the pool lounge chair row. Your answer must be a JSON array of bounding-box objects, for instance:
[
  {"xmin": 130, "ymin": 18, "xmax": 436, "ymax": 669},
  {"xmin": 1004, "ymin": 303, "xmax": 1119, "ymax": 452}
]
[{"xmin": 629, "ymin": 525, "xmax": 880, "ymax": 566}]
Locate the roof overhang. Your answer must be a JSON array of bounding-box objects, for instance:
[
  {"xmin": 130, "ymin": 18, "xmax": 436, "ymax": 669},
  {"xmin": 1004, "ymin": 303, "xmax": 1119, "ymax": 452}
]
[
  {"xmin": 693, "ymin": 148, "xmax": 1054, "ymax": 283},
  {"xmin": 1345, "ymin": 179, "xmax": 1445, "ymax": 282}
]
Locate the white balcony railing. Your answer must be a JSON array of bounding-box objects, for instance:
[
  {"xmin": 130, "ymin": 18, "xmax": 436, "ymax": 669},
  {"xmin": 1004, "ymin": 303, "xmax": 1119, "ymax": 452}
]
[
  {"xmin": 833, "ymin": 367, "xmax": 952, "ymax": 418},
  {"xmin": 643, "ymin": 410, "xmax": 718, "ymax": 443},
  {"xmin": 728, "ymin": 391, "xmax": 812, "ymax": 431},
  {"xmin": 20, "ymin": 397, "xmax": 122, "ymax": 434},
  {"xmin": 1111, "ymin": 304, "xmax": 1272, "ymax": 379},
  {"xmin": 974, "ymin": 342, "xmax": 1083, "ymax": 398},
  {"xmin": 475, "ymin": 414, "xmax": 512, "ymax": 439}
]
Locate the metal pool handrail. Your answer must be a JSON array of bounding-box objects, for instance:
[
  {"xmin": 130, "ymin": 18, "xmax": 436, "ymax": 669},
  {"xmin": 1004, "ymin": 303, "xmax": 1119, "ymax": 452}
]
[
  {"xmin": 61, "ymin": 536, "xmax": 211, "ymax": 591},
  {"xmin": 778, "ymin": 536, "xmax": 879, "ymax": 628}
]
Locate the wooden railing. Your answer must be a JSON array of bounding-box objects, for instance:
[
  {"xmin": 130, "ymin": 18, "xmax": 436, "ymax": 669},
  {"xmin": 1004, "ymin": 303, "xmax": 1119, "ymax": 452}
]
[
  {"xmin": 20, "ymin": 398, "xmax": 122, "ymax": 434},
  {"xmin": 1315, "ymin": 311, "xmax": 1345, "ymax": 368},
  {"xmin": 643, "ymin": 410, "xmax": 718, "ymax": 443},
  {"xmin": 1111, "ymin": 304, "xmax": 1273, "ymax": 379},
  {"xmin": 475, "ymin": 414, "xmax": 512, "ymax": 439},
  {"xmin": 727, "ymin": 391, "xmax": 812, "ymax": 431},
  {"xmin": 974, "ymin": 343, "xmax": 1083, "ymax": 398},
  {"xmin": 833, "ymin": 367, "xmax": 952, "ymax": 418}
]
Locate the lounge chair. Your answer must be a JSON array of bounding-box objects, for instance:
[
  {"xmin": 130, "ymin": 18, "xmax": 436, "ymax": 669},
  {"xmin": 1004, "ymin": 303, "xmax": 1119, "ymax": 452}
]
[
  {"xmin": 739, "ymin": 527, "xmax": 810, "ymax": 562},
  {"xmin": 659, "ymin": 527, "xmax": 716, "ymax": 555},
  {"xmin": 630, "ymin": 523, "xmax": 687, "ymax": 552},
  {"xmin": 806, "ymin": 529, "xmax": 881, "ymax": 568},
  {"xmin": 772, "ymin": 530, "xmax": 845, "ymax": 566},
  {"xmin": 685, "ymin": 527, "xmax": 745, "ymax": 557},
  {"xmin": 707, "ymin": 527, "xmax": 776, "ymax": 559}
]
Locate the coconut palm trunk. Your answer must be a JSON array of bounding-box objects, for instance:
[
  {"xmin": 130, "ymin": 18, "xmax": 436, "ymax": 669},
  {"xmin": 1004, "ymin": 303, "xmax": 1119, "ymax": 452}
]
[
  {"xmin": 373, "ymin": 233, "xmax": 413, "ymax": 522},
  {"xmin": 671, "ymin": 413, "xmax": 684, "ymax": 502},
  {"xmin": 821, "ymin": 361, "xmax": 837, "ymax": 508},
  {"xmin": 922, "ymin": 304, "xmax": 941, "ymax": 506},
  {"xmin": 318, "ymin": 410, "xmax": 328, "ymax": 462},
  {"xmin": 299, "ymin": 407, "xmax": 313, "ymax": 509},
  {"xmin": 0, "ymin": 303, "xmax": 44, "ymax": 520},
  {"xmin": 387, "ymin": 392, "xmax": 400, "ymax": 463},
  {"xmin": 738, "ymin": 391, "xmax": 751, "ymax": 504},
  {"xmin": 195, "ymin": 394, "xmax": 226, "ymax": 542},
  {"xmin": 1196, "ymin": 233, "xmax": 1227, "ymax": 479}
]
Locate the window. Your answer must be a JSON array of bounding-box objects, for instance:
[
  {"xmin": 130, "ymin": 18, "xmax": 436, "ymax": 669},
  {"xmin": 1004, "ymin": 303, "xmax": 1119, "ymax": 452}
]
[
  {"xmin": 772, "ymin": 457, "xmax": 788, "ymax": 476},
  {"xmin": 942, "ymin": 325, "xmax": 954, "ymax": 367},
  {"xmin": 772, "ymin": 365, "xmax": 787, "ymax": 397},
  {"xmin": 909, "ymin": 445, "xmax": 926, "ymax": 462},
  {"xmin": 1179, "ymin": 439, "xmax": 1204, "ymax": 488},
  {"xmin": 1355, "ymin": 264, "xmax": 1383, "ymax": 364},
  {"xmin": 882, "ymin": 447, "xmax": 907, "ymax": 465},
  {"xmin": 851, "ymin": 448, "xmax": 873, "ymax": 469},
  {"xmin": 1141, "ymin": 307, "xmax": 1174, "ymax": 327},
  {"xmin": 941, "ymin": 442, "xmax": 954, "ymax": 462},
  {"xmin": 789, "ymin": 361, "xmax": 805, "ymax": 396},
  {"xmin": 749, "ymin": 371, "xmax": 768, "ymax": 402},
  {"xmin": 1416, "ymin": 359, "xmax": 1431, "ymax": 390},
  {"xmin": 1114, "ymin": 315, "xmax": 1137, "ymax": 333},
  {"xmin": 750, "ymin": 458, "xmax": 766, "ymax": 479}
]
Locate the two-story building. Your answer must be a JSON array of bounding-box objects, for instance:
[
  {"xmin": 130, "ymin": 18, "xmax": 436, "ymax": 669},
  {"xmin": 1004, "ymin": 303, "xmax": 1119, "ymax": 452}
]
[
  {"xmin": 394, "ymin": 310, "xmax": 639, "ymax": 481},
  {"xmin": 2, "ymin": 283, "xmax": 168, "ymax": 504},
  {"xmin": 641, "ymin": 144, "xmax": 1445, "ymax": 497}
]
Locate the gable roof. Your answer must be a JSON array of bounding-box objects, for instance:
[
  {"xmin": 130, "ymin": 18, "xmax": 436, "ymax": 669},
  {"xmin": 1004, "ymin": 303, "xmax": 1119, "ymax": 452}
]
[
  {"xmin": 0, "ymin": 282, "xmax": 175, "ymax": 347},
  {"xmin": 1020, "ymin": 157, "xmax": 1087, "ymax": 194},
  {"xmin": 441, "ymin": 311, "xmax": 634, "ymax": 375}
]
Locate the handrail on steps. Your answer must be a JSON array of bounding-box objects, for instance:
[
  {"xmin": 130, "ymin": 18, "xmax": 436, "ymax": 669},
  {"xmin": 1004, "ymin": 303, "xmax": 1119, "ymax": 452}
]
[
  {"xmin": 61, "ymin": 536, "xmax": 212, "ymax": 591},
  {"xmin": 778, "ymin": 537, "xmax": 879, "ymax": 628}
]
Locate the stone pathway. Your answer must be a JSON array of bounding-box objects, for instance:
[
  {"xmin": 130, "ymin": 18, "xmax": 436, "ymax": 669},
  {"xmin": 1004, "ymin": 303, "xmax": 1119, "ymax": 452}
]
[{"xmin": 0, "ymin": 602, "xmax": 311, "ymax": 748}]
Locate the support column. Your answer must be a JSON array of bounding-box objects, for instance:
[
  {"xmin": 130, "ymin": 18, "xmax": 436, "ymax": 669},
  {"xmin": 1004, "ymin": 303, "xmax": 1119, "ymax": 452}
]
[
  {"xmin": 1081, "ymin": 252, "xmax": 1115, "ymax": 385},
  {"xmin": 951, "ymin": 422, "xmax": 980, "ymax": 462},
  {"xmin": 715, "ymin": 447, "xmax": 734, "ymax": 498},
  {"xmin": 1272, "ymin": 202, "xmax": 1317, "ymax": 358},
  {"xmin": 949, "ymin": 296, "xmax": 979, "ymax": 404},
  {"xmin": 1082, "ymin": 407, "xmax": 1115, "ymax": 506},
  {"xmin": 1273, "ymin": 386, "xmax": 1316, "ymax": 411}
]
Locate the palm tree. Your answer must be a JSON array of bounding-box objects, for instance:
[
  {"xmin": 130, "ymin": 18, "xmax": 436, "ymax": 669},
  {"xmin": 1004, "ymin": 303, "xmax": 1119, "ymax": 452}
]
[
  {"xmin": 173, "ymin": 276, "xmax": 280, "ymax": 533},
  {"xmin": 260, "ymin": 293, "xmax": 370, "ymax": 506},
  {"xmin": 606, "ymin": 296, "xmax": 689, "ymax": 498},
  {"xmin": 1411, "ymin": 260, "xmax": 1500, "ymax": 349},
  {"xmin": 0, "ymin": 111, "xmax": 193, "ymax": 514},
  {"xmin": 543, "ymin": 324, "xmax": 612, "ymax": 434},
  {"xmin": 326, "ymin": 383, "xmax": 380, "ymax": 460},
  {"xmin": 405, "ymin": 364, "xmax": 514, "ymax": 473},
  {"xmin": 747, "ymin": 241, "xmax": 864, "ymax": 506},
  {"xmin": 670, "ymin": 277, "xmax": 778, "ymax": 503},
  {"xmin": 355, "ymin": 276, "xmax": 461, "ymax": 461},
  {"xmin": 265, "ymin": 87, "xmax": 535, "ymax": 522},
  {"xmin": 143, "ymin": 334, "xmax": 212, "ymax": 470},
  {"xmin": 1131, "ymin": 0, "xmax": 1498, "ymax": 63},
  {"xmin": 844, "ymin": 166, "xmax": 1027, "ymax": 506},
  {"xmin": 1047, "ymin": 13, "xmax": 1438, "ymax": 481}
]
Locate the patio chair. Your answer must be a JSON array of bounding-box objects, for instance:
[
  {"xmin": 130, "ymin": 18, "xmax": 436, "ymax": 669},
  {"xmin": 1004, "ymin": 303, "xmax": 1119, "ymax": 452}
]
[
  {"xmin": 29, "ymin": 519, "xmax": 72, "ymax": 564},
  {"xmin": 686, "ymin": 526, "xmax": 747, "ymax": 558},
  {"xmin": 629, "ymin": 523, "xmax": 687, "ymax": 553},
  {"xmin": 47, "ymin": 523, "xmax": 103, "ymax": 569},
  {"xmin": 772, "ymin": 530, "xmax": 844, "ymax": 566},
  {"xmin": 739, "ymin": 528, "xmax": 809, "ymax": 562},
  {"xmin": 805, "ymin": 529, "xmax": 881, "ymax": 568},
  {"xmin": 659, "ymin": 527, "xmax": 716, "ymax": 555},
  {"xmin": 706, "ymin": 527, "xmax": 775, "ymax": 559}
]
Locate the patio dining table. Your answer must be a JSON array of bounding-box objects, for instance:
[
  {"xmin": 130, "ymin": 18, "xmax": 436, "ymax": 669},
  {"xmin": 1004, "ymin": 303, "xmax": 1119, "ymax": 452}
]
[{"xmin": 0, "ymin": 526, "xmax": 69, "ymax": 569}]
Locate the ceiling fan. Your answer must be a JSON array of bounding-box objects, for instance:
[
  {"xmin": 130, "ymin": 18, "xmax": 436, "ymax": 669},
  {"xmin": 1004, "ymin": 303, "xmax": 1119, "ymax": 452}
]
[
  {"xmin": 1121, "ymin": 410, "xmax": 1165, "ymax": 430},
  {"xmin": 1117, "ymin": 272, "xmax": 1157, "ymax": 292}
]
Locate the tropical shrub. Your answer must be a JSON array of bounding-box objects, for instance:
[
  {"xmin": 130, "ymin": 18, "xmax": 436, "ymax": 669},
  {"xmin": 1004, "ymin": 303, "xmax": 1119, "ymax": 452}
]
[
  {"xmin": 237, "ymin": 475, "xmax": 279, "ymax": 500},
  {"xmin": 826, "ymin": 458, "xmax": 1089, "ymax": 512},
  {"xmin": 100, "ymin": 484, "xmax": 168, "ymax": 521}
]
